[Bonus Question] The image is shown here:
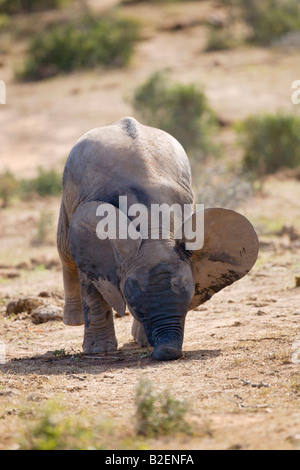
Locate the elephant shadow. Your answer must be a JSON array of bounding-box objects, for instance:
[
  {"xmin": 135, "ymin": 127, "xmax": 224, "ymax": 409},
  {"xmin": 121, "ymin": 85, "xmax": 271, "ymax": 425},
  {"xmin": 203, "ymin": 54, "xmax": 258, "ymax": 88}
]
[{"xmin": 0, "ymin": 345, "xmax": 221, "ymax": 376}]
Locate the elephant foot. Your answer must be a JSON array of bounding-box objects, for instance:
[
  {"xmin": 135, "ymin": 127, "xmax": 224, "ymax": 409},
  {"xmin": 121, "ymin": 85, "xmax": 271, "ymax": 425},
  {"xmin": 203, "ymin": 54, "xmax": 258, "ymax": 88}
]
[
  {"xmin": 83, "ymin": 333, "xmax": 118, "ymax": 354},
  {"xmin": 63, "ymin": 301, "xmax": 84, "ymax": 326},
  {"xmin": 131, "ymin": 318, "xmax": 149, "ymax": 347}
]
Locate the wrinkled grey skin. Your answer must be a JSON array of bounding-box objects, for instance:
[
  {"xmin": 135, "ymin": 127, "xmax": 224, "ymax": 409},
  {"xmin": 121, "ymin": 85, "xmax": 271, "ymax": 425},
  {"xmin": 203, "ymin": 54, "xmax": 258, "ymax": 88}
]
[{"xmin": 57, "ymin": 117, "xmax": 258, "ymax": 361}]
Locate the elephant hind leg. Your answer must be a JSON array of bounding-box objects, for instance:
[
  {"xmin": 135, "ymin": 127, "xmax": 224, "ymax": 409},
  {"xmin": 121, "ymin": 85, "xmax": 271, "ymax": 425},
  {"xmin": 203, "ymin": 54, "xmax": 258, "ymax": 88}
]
[
  {"xmin": 61, "ymin": 262, "xmax": 84, "ymax": 326},
  {"xmin": 131, "ymin": 318, "xmax": 149, "ymax": 347},
  {"xmin": 57, "ymin": 201, "xmax": 84, "ymax": 326}
]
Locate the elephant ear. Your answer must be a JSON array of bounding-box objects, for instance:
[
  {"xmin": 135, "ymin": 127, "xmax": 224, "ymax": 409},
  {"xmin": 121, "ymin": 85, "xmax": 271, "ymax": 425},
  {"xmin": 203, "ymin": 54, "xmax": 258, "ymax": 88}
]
[
  {"xmin": 69, "ymin": 201, "xmax": 142, "ymax": 316},
  {"xmin": 184, "ymin": 208, "xmax": 259, "ymax": 311}
]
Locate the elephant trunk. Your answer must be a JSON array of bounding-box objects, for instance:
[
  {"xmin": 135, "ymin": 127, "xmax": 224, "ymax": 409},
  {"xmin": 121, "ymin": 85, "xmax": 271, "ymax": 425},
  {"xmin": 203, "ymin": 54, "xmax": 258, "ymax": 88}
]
[
  {"xmin": 148, "ymin": 315, "xmax": 185, "ymax": 361},
  {"xmin": 152, "ymin": 344, "xmax": 183, "ymax": 361}
]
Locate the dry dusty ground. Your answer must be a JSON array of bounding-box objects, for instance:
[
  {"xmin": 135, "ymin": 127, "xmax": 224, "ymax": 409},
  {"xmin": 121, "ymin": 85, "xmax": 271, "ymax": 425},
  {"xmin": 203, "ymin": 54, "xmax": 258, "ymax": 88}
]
[{"xmin": 0, "ymin": 0, "xmax": 299, "ymax": 451}]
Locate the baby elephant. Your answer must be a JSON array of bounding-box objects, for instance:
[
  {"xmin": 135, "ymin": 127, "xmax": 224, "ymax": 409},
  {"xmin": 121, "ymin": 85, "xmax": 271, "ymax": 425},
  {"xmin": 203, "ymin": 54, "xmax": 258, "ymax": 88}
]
[{"xmin": 57, "ymin": 117, "xmax": 259, "ymax": 361}]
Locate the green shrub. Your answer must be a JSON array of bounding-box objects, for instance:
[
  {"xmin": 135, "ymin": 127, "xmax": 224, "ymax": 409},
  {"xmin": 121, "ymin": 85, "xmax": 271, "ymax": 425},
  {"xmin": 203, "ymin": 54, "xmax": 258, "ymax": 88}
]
[
  {"xmin": 225, "ymin": 0, "xmax": 300, "ymax": 45},
  {"xmin": 21, "ymin": 168, "xmax": 62, "ymax": 197},
  {"xmin": 205, "ymin": 28, "xmax": 238, "ymax": 52},
  {"xmin": 121, "ymin": 0, "xmax": 199, "ymax": 4},
  {"xmin": 237, "ymin": 114, "xmax": 300, "ymax": 177},
  {"xmin": 135, "ymin": 379, "xmax": 190, "ymax": 437},
  {"xmin": 0, "ymin": 170, "xmax": 18, "ymax": 208},
  {"xmin": 194, "ymin": 165, "xmax": 253, "ymax": 209},
  {"xmin": 0, "ymin": 168, "xmax": 62, "ymax": 205},
  {"xmin": 0, "ymin": 0, "xmax": 68, "ymax": 14},
  {"xmin": 31, "ymin": 211, "xmax": 54, "ymax": 246},
  {"xmin": 0, "ymin": 168, "xmax": 62, "ymax": 204},
  {"xmin": 217, "ymin": 0, "xmax": 300, "ymax": 45},
  {"xmin": 131, "ymin": 71, "xmax": 219, "ymax": 157},
  {"xmin": 19, "ymin": 14, "xmax": 140, "ymax": 80},
  {"xmin": 31, "ymin": 168, "xmax": 62, "ymax": 196},
  {"xmin": 243, "ymin": 0, "xmax": 300, "ymax": 45},
  {"xmin": 0, "ymin": 12, "xmax": 9, "ymax": 27},
  {"xmin": 18, "ymin": 400, "xmax": 103, "ymax": 450}
]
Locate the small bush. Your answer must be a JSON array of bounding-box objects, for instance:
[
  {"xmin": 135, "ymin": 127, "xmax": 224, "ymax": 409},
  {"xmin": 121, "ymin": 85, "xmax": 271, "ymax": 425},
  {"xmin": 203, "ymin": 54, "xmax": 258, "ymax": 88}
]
[
  {"xmin": 135, "ymin": 379, "xmax": 190, "ymax": 437},
  {"xmin": 19, "ymin": 14, "xmax": 140, "ymax": 81},
  {"xmin": 239, "ymin": 0, "xmax": 300, "ymax": 45},
  {"xmin": 237, "ymin": 114, "xmax": 300, "ymax": 178},
  {"xmin": 0, "ymin": 170, "xmax": 18, "ymax": 208},
  {"xmin": 194, "ymin": 165, "xmax": 253, "ymax": 209},
  {"xmin": 0, "ymin": 168, "xmax": 62, "ymax": 204},
  {"xmin": 0, "ymin": 12, "xmax": 9, "ymax": 27},
  {"xmin": 131, "ymin": 71, "xmax": 219, "ymax": 157},
  {"xmin": 21, "ymin": 168, "xmax": 62, "ymax": 197},
  {"xmin": 31, "ymin": 211, "xmax": 54, "ymax": 246},
  {"xmin": 121, "ymin": 0, "xmax": 196, "ymax": 4},
  {"xmin": 205, "ymin": 28, "xmax": 238, "ymax": 52},
  {"xmin": 0, "ymin": 0, "xmax": 68, "ymax": 14},
  {"xmin": 18, "ymin": 400, "xmax": 105, "ymax": 450},
  {"xmin": 33, "ymin": 168, "xmax": 62, "ymax": 196},
  {"xmin": 217, "ymin": 0, "xmax": 300, "ymax": 46}
]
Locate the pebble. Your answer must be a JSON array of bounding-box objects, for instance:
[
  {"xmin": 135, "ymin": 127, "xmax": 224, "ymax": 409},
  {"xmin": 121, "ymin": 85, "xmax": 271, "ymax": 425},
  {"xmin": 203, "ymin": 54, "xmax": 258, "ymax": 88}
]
[{"xmin": 256, "ymin": 310, "xmax": 267, "ymax": 316}]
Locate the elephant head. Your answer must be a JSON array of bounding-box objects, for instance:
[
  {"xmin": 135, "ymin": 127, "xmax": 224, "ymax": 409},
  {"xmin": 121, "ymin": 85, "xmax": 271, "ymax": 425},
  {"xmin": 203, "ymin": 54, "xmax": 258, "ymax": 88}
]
[{"xmin": 69, "ymin": 201, "xmax": 259, "ymax": 361}]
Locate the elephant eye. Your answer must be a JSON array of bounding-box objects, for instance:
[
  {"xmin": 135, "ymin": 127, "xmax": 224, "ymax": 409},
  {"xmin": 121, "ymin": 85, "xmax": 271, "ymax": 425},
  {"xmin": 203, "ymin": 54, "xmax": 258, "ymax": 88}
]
[
  {"xmin": 177, "ymin": 242, "xmax": 192, "ymax": 258},
  {"xmin": 182, "ymin": 244, "xmax": 193, "ymax": 256}
]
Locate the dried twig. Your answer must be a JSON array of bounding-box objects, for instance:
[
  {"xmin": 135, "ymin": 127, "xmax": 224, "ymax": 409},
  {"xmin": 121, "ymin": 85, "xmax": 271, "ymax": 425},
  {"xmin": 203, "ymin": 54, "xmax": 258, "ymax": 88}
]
[
  {"xmin": 228, "ymin": 376, "xmax": 270, "ymax": 388},
  {"xmin": 241, "ymin": 379, "xmax": 270, "ymax": 388}
]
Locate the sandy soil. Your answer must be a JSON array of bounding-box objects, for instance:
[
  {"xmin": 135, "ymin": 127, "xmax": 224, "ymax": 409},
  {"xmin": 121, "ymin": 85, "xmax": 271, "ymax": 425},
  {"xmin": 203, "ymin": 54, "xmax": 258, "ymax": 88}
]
[{"xmin": 0, "ymin": 0, "xmax": 299, "ymax": 451}]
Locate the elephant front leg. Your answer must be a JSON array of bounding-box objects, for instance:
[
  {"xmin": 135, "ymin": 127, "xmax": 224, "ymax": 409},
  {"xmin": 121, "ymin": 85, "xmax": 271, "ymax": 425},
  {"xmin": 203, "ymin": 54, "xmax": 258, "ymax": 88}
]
[{"xmin": 80, "ymin": 274, "xmax": 118, "ymax": 354}]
